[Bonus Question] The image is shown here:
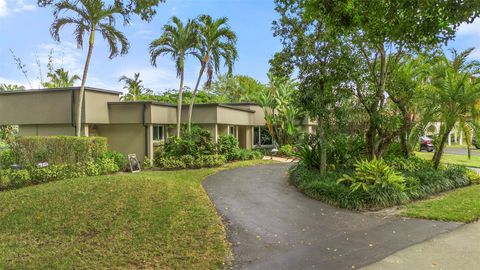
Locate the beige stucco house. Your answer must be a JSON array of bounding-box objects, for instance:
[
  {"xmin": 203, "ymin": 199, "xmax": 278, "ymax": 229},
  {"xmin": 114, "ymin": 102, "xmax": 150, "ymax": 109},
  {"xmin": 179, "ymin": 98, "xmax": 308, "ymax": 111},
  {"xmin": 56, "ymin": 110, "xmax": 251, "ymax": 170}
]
[{"xmin": 0, "ymin": 87, "xmax": 316, "ymax": 161}]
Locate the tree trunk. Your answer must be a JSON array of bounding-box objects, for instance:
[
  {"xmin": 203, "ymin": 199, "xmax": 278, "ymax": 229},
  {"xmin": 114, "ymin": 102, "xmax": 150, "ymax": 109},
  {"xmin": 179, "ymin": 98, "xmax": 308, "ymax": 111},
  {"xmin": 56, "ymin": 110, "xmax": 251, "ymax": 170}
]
[
  {"xmin": 76, "ymin": 30, "xmax": 95, "ymax": 137},
  {"xmin": 317, "ymin": 116, "xmax": 327, "ymax": 175},
  {"xmin": 187, "ymin": 63, "xmax": 206, "ymax": 132},
  {"xmin": 176, "ymin": 69, "xmax": 185, "ymax": 138},
  {"xmin": 433, "ymin": 125, "xmax": 453, "ymax": 169}
]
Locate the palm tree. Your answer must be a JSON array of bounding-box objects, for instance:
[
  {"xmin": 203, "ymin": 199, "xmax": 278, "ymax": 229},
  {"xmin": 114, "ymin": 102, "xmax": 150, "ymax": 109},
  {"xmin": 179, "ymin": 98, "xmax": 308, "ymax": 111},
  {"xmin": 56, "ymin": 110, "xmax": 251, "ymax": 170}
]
[
  {"xmin": 426, "ymin": 48, "xmax": 480, "ymax": 169},
  {"xmin": 150, "ymin": 16, "xmax": 198, "ymax": 138},
  {"xmin": 187, "ymin": 15, "xmax": 238, "ymax": 132},
  {"xmin": 42, "ymin": 68, "xmax": 80, "ymax": 88},
  {"xmin": 50, "ymin": 0, "xmax": 130, "ymax": 136},
  {"xmin": 118, "ymin": 72, "xmax": 152, "ymax": 101}
]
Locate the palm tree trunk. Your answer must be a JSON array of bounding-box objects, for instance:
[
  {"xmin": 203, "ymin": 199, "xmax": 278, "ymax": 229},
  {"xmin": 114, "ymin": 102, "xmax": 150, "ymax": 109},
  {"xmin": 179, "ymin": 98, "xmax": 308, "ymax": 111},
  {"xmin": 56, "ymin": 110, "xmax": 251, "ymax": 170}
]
[
  {"xmin": 433, "ymin": 125, "xmax": 454, "ymax": 169},
  {"xmin": 76, "ymin": 30, "xmax": 95, "ymax": 137},
  {"xmin": 176, "ymin": 69, "xmax": 185, "ymax": 138},
  {"xmin": 317, "ymin": 116, "xmax": 327, "ymax": 176},
  {"xmin": 187, "ymin": 63, "xmax": 206, "ymax": 132}
]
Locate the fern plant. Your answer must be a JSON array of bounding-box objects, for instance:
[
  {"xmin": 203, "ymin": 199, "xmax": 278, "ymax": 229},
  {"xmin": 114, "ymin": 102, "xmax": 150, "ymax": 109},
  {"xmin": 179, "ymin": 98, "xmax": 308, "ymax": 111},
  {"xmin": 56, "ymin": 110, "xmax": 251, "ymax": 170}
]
[{"xmin": 337, "ymin": 159, "xmax": 406, "ymax": 192}]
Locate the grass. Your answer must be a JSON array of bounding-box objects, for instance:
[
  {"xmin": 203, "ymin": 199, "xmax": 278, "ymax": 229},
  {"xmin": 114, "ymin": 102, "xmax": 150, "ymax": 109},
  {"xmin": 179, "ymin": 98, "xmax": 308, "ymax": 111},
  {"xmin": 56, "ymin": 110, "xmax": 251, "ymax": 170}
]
[
  {"xmin": 0, "ymin": 159, "xmax": 275, "ymax": 269},
  {"xmin": 415, "ymin": 151, "xmax": 480, "ymax": 168},
  {"xmin": 402, "ymin": 184, "xmax": 480, "ymax": 223}
]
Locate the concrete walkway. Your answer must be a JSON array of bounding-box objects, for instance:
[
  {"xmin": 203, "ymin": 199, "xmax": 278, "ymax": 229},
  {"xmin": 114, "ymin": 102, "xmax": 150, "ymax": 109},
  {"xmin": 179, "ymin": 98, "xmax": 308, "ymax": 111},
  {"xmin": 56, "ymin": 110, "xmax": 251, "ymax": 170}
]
[
  {"xmin": 203, "ymin": 163, "xmax": 462, "ymax": 270},
  {"xmin": 362, "ymin": 221, "xmax": 480, "ymax": 270}
]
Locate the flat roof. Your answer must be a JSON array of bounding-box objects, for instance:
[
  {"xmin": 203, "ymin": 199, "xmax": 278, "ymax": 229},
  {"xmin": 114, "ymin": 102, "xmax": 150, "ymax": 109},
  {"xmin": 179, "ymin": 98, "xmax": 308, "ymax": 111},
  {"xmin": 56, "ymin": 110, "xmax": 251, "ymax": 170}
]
[
  {"xmin": 108, "ymin": 101, "xmax": 176, "ymax": 107},
  {"xmin": 109, "ymin": 101, "xmax": 256, "ymax": 113},
  {"xmin": 0, "ymin": 86, "xmax": 122, "ymax": 95}
]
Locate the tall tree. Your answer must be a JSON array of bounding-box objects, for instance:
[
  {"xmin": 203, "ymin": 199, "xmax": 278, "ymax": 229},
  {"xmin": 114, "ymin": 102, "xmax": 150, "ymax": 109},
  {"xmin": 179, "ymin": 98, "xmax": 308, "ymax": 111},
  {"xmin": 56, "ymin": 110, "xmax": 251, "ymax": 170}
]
[
  {"xmin": 425, "ymin": 48, "xmax": 480, "ymax": 169},
  {"xmin": 38, "ymin": 0, "xmax": 166, "ymax": 22},
  {"xmin": 150, "ymin": 16, "xmax": 199, "ymax": 138},
  {"xmin": 118, "ymin": 72, "xmax": 152, "ymax": 101},
  {"xmin": 41, "ymin": 68, "xmax": 80, "ymax": 88},
  {"xmin": 51, "ymin": 0, "xmax": 130, "ymax": 136},
  {"xmin": 187, "ymin": 15, "xmax": 238, "ymax": 132},
  {"xmin": 209, "ymin": 74, "xmax": 263, "ymax": 102},
  {"xmin": 272, "ymin": 0, "xmax": 354, "ymax": 175},
  {"xmin": 304, "ymin": 0, "xmax": 480, "ymax": 159}
]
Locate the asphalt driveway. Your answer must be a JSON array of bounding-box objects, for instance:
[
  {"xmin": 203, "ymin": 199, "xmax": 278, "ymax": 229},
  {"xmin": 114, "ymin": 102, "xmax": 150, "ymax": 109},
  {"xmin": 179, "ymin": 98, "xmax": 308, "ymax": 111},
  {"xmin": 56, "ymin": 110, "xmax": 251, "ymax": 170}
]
[{"xmin": 203, "ymin": 163, "xmax": 462, "ymax": 270}]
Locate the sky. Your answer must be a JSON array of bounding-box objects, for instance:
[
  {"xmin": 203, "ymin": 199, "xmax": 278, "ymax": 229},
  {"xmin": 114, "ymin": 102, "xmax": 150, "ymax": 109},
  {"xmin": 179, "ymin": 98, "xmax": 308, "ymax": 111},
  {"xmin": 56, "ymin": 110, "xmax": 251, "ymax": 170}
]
[{"xmin": 0, "ymin": 0, "xmax": 479, "ymax": 94}]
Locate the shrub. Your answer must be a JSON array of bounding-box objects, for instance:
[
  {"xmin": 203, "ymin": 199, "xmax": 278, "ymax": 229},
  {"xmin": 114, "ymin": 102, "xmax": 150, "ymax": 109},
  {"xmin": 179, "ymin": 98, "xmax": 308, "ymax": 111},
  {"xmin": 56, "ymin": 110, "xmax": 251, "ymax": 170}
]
[
  {"xmin": 0, "ymin": 149, "xmax": 17, "ymax": 168},
  {"xmin": 198, "ymin": 154, "xmax": 227, "ymax": 167},
  {"xmin": 217, "ymin": 135, "xmax": 239, "ymax": 161},
  {"xmin": 0, "ymin": 156, "xmax": 121, "ymax": 191},
  {"xmin": 278, "ymin": 144, "xmax": 294, "ymax": 157},
  {"xmin": 467, "ymin": 169, "xmax": 480, "ymax": 184},
  {"xmin": 157, "ymin": 157, "xmax": 187, "ymax": 170},
  {"xmin": 180, "ymin": 155, "xmax": 196, "ymax": 168},
  {"xmin": 327, "ymin": 134, "xmax": 366, "ymax": 169},
  {"xmin": 233, "ymin": 149, "xmax": 263, "ymax": 161},
  {"xmin": 0, "ymin": 169, "xmax": 31, "ymax": 189},
  {"xmin": 103, "ymin": 151, "xmax": 128, "ymax": 171},
  {"xmin": 143, "ymin": 156, "xmax": 152, "ymax": 169},
  {"xmin": 153, "ymin": 148, "xmax": 165, "ymax": 167},
  {"xmin": 294, "ymin": 140, "xmax": 322, "ymax": 169},
  {"xmin": 183, "ymin": 126, "xmax": 216, "ymax": 155},
  {"xmin": 385, "ymin": 156, "xmax": 432, "ymax": 172},
  {"xmin": 13, "ymin": 136, "xmax": 107, "ymax": 166},
  {"xmin": 164, "ymin": 137, "xmax": 198, "ymax": 157}
]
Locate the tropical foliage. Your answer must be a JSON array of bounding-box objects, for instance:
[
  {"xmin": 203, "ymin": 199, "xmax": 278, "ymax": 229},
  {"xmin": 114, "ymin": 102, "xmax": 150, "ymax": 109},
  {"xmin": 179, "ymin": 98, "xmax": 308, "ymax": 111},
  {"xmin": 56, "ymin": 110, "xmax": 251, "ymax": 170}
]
[
  {"xmin": 41, "ymin": 68, "xmax": 80, "ymax": 88},
  {"xmin": 150, "ymin": 16, "xmax": 198, "ymax": 138},
  {"xmin": 50, "ymin": 0, "xmax": 130, "ymax": 136},
  {"xmin": 187, "ymin": 15, "xmax": 238, "ymax": 131},
  {"xmin": 118, "ymin": 72, "xmax": 153, "ymax": 101}
]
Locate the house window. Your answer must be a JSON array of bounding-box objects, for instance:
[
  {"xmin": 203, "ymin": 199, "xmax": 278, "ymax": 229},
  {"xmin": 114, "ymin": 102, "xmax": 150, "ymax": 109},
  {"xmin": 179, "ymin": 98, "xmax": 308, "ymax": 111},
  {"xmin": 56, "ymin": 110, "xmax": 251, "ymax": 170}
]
[
  {"xmin": 229, "ymin": 126, "xmax": 235, "ymax": 137},
  {"xmin": 153, "ymin": 125, "xmax": 164, "ymax": 141},
  {"xmin": 253, "ymin": 126, "xmax": 272, "ymax": 146}
]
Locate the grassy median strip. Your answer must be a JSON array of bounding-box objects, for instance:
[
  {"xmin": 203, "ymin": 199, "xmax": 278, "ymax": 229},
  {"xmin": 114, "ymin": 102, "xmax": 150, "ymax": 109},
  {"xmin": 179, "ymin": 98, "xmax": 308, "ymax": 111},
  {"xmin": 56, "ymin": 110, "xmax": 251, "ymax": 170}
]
[
  {"xmin": 402, "ymin": 184, "xmax": 480, "ymax": 223},
  {"xmin": 0, "ymin": 159, "xmax": 275, "ymax": 270},
  {"xmin": 415, "ymin": 151, "xmax": 480, "ymax": 168}
]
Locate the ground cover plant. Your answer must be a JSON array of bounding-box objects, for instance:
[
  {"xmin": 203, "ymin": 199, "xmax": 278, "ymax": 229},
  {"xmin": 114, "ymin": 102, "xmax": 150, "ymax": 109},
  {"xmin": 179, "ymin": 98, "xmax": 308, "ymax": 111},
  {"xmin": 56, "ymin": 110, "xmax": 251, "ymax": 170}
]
[{"xmin": 0, "ymin": 159, "xmax": 275, "ymax": 269}]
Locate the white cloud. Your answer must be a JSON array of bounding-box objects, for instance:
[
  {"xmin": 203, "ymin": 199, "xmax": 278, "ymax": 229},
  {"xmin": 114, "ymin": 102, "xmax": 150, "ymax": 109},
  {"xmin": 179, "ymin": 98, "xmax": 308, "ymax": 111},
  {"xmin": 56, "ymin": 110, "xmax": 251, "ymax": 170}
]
[
  {"xmin": 170, "ymin": 7, "xmax": 177, "ymax": 15},
  {"xmin": 33, "ymin": 42, "xmax": 84, "ymax": 76},
  {"xmin": 13, "ymin": 0, "xmax": 35, "ymax": 12},
  {"xmin": 457, "ymin": 19, "xmax": 480, "ymax": 38},
  {"xmin": 0, "ymin": 0, "xmax": 9, "ymax": 17}
]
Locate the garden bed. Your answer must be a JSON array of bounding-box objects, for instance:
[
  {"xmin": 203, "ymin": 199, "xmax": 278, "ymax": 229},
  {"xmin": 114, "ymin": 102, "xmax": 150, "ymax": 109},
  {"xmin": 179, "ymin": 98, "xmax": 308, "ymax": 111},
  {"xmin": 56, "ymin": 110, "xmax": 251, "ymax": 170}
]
[{"xmin": 289, "ymin": 156, "xmax": 477, "ymax": 210}]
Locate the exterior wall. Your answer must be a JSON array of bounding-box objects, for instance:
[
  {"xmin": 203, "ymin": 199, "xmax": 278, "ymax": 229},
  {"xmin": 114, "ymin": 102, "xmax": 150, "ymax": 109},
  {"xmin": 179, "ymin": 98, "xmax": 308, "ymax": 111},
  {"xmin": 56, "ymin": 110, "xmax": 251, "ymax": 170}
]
[
  {"xmin": 108, "ymin": 104, "xmax": 145, "ymax": 124},
  {"xmin": 218, "ymin": 124, "xmax": 229, "ymax": 136},
  {"xmin": 0, "ymin": 90, "xmax": 73, "ymax": 125},
  {"xmin": 84, "ymin": 91, "xmax": 119, "ymax": 124},
  {"xmin": 96, "ymin": 124, "xmax": 147, "ymax": 162},
  {"xmin": 238, "ymin": 126, "xmax": 253, "ymax": 149},
  {"xmin": 216, "ymin": 107, "xmax": 254, "ymax": 125},
  {"xmin": 18, "ymin": 124, "xmax": 79, "ymax": 136},
  {"xmin": 150, "ymin": 105, "xmax": 177, "ymax": 124},
  {"xmin": 181, "ymin": 106, "xmax": 217, "ymax": 123}
]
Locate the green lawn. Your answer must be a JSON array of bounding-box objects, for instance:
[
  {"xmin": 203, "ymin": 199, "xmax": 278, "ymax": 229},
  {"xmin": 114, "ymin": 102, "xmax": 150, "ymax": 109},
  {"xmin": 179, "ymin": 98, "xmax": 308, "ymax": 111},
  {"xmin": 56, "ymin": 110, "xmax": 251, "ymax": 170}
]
[
  {"xmin": 402, "ymin": 184, "xmax": 480, "ymax": 223},
  {"xmin": 0, "ymin": 159, "xmax": 275, "ymax": 269},
  {"xmin": 415, "ymin": 151, "xmax": 480, "ymax": 168}
]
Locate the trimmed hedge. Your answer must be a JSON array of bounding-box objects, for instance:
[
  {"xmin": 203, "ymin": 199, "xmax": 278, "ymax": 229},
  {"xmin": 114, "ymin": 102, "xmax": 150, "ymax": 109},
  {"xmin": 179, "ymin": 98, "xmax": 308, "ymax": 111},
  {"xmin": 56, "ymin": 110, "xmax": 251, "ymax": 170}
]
[
  {"xmin": 12, "ymin": 136, "xmax": 108, "ymax": 166},
  {"xmin": 0, "ymin": 156, "xmax": 119, "ymax": 191}
]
